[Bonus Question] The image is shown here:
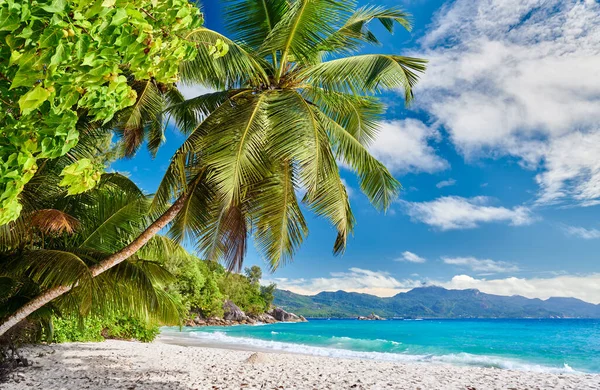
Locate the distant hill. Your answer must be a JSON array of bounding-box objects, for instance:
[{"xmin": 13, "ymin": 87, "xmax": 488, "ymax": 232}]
[{"xmin": 273, "ymin": 286, "xmax": 600, "ymax": 318}]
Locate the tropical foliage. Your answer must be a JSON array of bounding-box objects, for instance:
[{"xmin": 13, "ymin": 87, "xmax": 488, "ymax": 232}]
[
  {"xmin": 0, "ymin": 0, "xmax": 203, "ymax": 224},
  {"xmin": 158, "ymin": 0, "xmax": 427, "ymax": 273},
  {"xmin": 0, "ymin": 133, "xmax": 187, "ymax": 340},
  {"xmin": 0, "ymin": 0, "xmax": 426, "ymax": 338}
]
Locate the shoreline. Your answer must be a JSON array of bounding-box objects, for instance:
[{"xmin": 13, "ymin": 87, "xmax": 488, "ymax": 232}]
[
  {"xmin": 159, "ymin": 327, "xmax": 596, "ymax": 375},
  {"xmin": 4, "ymin": 339, "xmax": 598, "ymax": 389}
]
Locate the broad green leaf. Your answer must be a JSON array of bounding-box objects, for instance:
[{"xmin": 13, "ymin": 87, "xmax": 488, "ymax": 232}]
[
  {"xmin": 111, "ymin": 8, "xmax": 127, "ymax": 25},
  {"xmin": 18, "ymin": 85, "xmax": 51, "ymax": 115},
  {"xmin": 41, "ymin": 0, "xmax": 67, "ymax": 14}
]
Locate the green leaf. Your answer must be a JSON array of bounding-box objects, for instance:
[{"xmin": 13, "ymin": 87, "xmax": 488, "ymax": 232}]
[
  {"xmin": 50, "ymin": 42, "xmax": 68, "ymax": 66},
  {"xmin": 111, "ymin": 8, "xmax": 128, "ymax": 25},
  {"xmin": 101, "ymin": 0, "xmax": 116, "ymax": 7},
  {"xmin": 38, "ymin": 27, "xmax": 62, "ymax": 48},
  {"xmin": 75, "ymin": 35, "xmax": 91, "ymax": 59},
  {"xmin": 40, "ymin": 0, "xmax": 67, "ymax": 14},
  {"xmin": 59, "ymin": 159, "xmax": 103, "ymax": 195},
  {"xmin": 0, "ymin": 8, "xmax": 20, "ymax": 32},
  {"xmin": 18, "ymin": 85, "xmax": 51, "ymax": 115}
]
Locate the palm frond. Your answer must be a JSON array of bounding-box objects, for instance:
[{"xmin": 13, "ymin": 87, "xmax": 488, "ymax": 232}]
[
  {"xmin": 301, "ymin": 54, "xmax": 427, "ymax": 101},
  {"xmin": 271, "ymin": 93, "xmax": 354, "ymax": 254},
  {"xmin": 182, "ymin": 27, "xmax": 268, "ymax": 89},
  {"xmin": 151, "ymin": 90, "xmax": 251, "ymax": 213},
  {"xmin": 167, "ymin": 172, "xmax": 215, "ymax": 247},
  {"xmin": 223, "ymin": 0, "xmax": 289, "ymax": 50},
  {"xmin": 30, "ymin": 209, "xmax": 80, "ymax": 235},
  {"xmin": 113, "ymin": 80, "xmax": 165, "ymax": 158},
  {"xmin": 15, "ymin": 250, "xmax": 92, "ymax": 291},
  {"xmin": 317, "ymin": 111, "xmax": 400, "ymax": 211},
  {"xmin": 200, "ymin": 93, "xmax": 270, "ymax": 206},
  {"xmin": 198, "ymin": 204, "xmax": 248, "ymax": 272},
  {"xmin": 319, "ymin": 6, "xmax": 412, "ymax": 54},
  {"xmin": 302, "ymin": 87, "xmax": 383, "ymax": 145},
  {"xmin": 252, "ymin": 160, "xmax": 308, "ymax": 270},
  {"xmin": 260, "ymin": 0, "xmax": 350, "ymax": 65},
  {"xmin": 165, "ymin": 90, "xmax": 241, "ymax": 135},
  {"xmin": 78, "ymin": 194, "xmax": 151, "ymax": 253},
  {"xmin": 98, "ymin": 173, "xmax": 145, "ymax": 198}
]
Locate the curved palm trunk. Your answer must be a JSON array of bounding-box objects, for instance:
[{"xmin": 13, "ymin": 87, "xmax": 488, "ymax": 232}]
[{"xmin": 0, "ymin": 193, "xmax": 189, "ymax": 337}]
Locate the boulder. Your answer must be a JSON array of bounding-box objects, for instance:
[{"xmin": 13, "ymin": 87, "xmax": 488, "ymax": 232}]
[
  {"xmin": 268, "ymin": 307, "xmax": 307, "ymax": 322},
  {"xmin": 358, "ymin": 313, "xmax": 385, "ymax": 320},
  {"xmin": 223, "ymin": 300, "xmax": 247, "ymax": 322},
  {"xmin": 250, "ymin": 313, "xmax": 277, "ymax": 324}
]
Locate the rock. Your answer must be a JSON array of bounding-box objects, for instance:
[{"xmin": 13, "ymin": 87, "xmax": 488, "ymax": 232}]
[
  {"xmin": 357, "ymin": 313, "xmax": 385, "ymax": 320},
  {"xmin": 244, "ymin": 352, "xmax": 270, "ymax": 364},
  {"xmin": 223, "ymin": 300, "xmax": 247, "ymax": 322},
  {"xmin": 249, "ymin": 313, "xmax": 277, "ymax": 324},
  {"xmin": 268, "ymin": 307, "xmax": 307, "ymax": 322}
]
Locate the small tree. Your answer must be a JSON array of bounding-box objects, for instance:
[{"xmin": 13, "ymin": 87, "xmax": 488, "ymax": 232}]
[{"xmin": 244, "ymin": 265, "xmax": 263, "ymax": 285}]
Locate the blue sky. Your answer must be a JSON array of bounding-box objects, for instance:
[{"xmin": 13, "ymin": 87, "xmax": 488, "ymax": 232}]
[{"xmin": 114, "ymin": 0, "xmax": 600, "ymax": 302}]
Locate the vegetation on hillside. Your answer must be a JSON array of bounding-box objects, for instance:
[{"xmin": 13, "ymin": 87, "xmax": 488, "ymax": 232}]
[{"xmin": 273, "ymin": 287, "xmax": 600, "ymax": 318}]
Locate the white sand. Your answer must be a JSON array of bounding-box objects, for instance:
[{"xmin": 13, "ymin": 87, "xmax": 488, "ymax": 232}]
[{"xmin": 3, "ymin": 339, "xmax": 599, "ymax": 389}]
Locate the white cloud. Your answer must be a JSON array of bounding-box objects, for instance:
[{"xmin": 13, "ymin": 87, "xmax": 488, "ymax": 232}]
[
  {"xmin": 402, "ymin": 196, "xmax": 534, "ymax": 230},
  {"xmin": 268, "ymin": 268, "xmax": 600, "ymax": 303},
  {"xmin": 562, "ymin": 225, "xmax": 600, "ymax": 240},
  {"xmin": 177, "ymin": 83, "xmax": 216, "ymax": 100},
  {"xmin": 535, "ymin": 132, "xmax": 600, "ymax": 206},
  {"xmin": 442, "ymin": 256, "xmax": 519, "ymax": 273},
  {"xmin": 409, "ymin": 0, "xmax": 600, "ymax": 206},
  {"xmin": 436, "ymin": 178, "xmax": 456, "ymax": 188},
  {"xmin": 369, "ymin": 120, "xmax": 448, "ymax": 174},
  {"xmin": 396, "ymin": 251, "xmax": 427, "ymax": 263},
  {"xmin": 267, "ymin": 267, "xmax": 423, "ymax": 297},
  {"xmin": 440, "ymin": 274, "xmax": 600, "ymax": 304}
]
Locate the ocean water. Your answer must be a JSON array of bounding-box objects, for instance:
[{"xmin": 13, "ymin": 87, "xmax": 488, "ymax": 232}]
[{"xmin": 161, "ymin": 319, "xmax": 600, "ymax": 374}]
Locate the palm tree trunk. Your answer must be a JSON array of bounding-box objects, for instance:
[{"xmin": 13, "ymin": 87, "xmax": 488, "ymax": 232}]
[{"xmin": 0, "ymin": 193, "xmax": 189, "ymax": 337}]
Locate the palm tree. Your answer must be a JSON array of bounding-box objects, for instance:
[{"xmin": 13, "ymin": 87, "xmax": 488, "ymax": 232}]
[
  {"xmin": 1, "ymin": 129, "xmax": 189, "ymax": 336},
  {"xmin": 0, "ymin": 0, "xmax": 426, "ymax": 336}
]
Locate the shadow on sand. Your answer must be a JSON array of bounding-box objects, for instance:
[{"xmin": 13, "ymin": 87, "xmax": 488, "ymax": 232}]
[{"xmin": 6, "ymin": 343, "xmax": 192, "ymax": 390}]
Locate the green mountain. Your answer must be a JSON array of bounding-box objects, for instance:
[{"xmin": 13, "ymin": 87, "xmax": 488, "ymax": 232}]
[{"xmin": 273, "ymin": 286, "xmax": 600, "ymax": 318}]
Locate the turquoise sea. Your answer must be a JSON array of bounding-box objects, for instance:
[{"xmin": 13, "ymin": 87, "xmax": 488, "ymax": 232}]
[{"xmin": 162, "ymin": 319, "xmax": 600, "ymax": 374}]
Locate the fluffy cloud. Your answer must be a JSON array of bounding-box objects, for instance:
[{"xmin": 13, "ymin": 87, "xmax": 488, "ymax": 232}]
[
  {"xmin": 440, "ymin": 274, "xmax": 600, "ymax": 304},
  {"xmin": 402, "ymin": 196, "xmax": 534, "ymax": 230},
  {"xmin": 368, "ymin": 120, "xmax": 448, "ymax": 174},
  {"xmin": 436, "ymin": 178, "xmax": 456, "ymax": 188},
  {"xmin": 442, "ymin": 256, "xmax": 519, "ymax": 273},
  {"xmin": 410, "ymin": 0, "xmax": 600, "ymax": 206},
  {"xmin": 396, "ymin": 251, "xmax": 427, "ymax": 263},
  {"xmin": 562, "ymin": 225, "xmax": 600, "ymax": 240},
  {"xmin": 267, "ymin": 268, "xmax": 424, "ymax": 297}
]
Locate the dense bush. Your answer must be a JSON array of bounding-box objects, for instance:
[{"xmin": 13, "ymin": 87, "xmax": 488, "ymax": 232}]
[
  {"xmin": 52, "ymin": 316, "xmax": 105, "ymax": 343},
  {"xmin": 51, "ymin": 315, "xmax": 159, "ymax": 343},
  {"xmin": 103, "ymin": 316, "xmax": 160, "ymax": 343}
]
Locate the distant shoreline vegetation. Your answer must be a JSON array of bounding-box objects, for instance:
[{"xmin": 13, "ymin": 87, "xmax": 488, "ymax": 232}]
[{"xmin": 273, "ymin": 286, "xmax": 600, "ymax": 319}]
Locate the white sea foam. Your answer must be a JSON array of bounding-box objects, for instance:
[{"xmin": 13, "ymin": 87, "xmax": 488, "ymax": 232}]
[{"xmin": 181, "ymin": 331, "xmax": 585, "ymax": 374}]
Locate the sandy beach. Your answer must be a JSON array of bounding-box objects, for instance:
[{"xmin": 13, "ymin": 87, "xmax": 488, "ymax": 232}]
[{"xmin": 3, "ymin": 338, "xmax": 599, "ymax": 390}]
